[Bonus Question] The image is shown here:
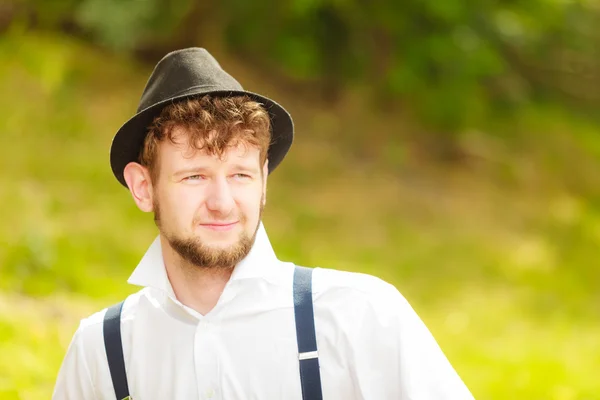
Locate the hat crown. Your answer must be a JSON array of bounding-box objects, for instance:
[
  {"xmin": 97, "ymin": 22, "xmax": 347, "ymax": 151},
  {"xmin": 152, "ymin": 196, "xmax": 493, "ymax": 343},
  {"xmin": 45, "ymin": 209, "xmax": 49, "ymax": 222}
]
[
  {"xmin": 110, "ymin": 47, "xmax": 294, "ymax": 188},
  {"xmin": 137, "ymin": 48, "xmax": 243, "ymax": 112}
]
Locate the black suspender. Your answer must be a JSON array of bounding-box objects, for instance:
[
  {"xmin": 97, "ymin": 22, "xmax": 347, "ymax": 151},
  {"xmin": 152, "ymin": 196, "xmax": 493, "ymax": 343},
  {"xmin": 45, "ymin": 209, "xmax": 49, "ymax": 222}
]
[
  {"xmin": 293, "ymin": 266, "xmax": 324, "ymax": 400},
  {"xmin": 103, "ymin": 265, "xmax": 323, "ymax": 399},
  {"xmin": 103, "ymin": 300, "xmax": 130, "ymax": 400}
]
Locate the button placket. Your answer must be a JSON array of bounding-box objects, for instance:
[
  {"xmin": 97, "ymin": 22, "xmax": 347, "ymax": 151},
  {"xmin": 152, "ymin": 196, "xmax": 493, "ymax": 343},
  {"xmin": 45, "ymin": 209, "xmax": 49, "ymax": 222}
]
[{"xmin": 195, "ymin": 317, "xmax": 220, "ymax": 399}]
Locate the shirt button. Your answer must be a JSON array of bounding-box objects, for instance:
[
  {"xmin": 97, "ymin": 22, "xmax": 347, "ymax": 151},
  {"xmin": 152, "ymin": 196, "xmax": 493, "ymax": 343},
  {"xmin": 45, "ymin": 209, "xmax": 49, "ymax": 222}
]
[{"xmin": 206, "ymin": 388, "xmax": 215, "ymax": 398}]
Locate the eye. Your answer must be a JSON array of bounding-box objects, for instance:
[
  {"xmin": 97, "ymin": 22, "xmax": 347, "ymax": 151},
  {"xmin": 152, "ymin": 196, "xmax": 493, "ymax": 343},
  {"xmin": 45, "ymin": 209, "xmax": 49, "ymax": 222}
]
[
  {"xmin": 232, "ymin": 173, "xmax": 251, "ymax": 179},
  {"xmin": 184, "ymin": 174, "xmax": 205, "ymax": 181}
]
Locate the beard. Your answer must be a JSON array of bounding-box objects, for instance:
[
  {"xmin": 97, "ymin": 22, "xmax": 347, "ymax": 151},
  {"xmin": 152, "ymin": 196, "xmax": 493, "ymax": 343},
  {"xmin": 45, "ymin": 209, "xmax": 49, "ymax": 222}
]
[{"xmin": 153, "ymin": 196, "xmax": 264, "ymax": 271}]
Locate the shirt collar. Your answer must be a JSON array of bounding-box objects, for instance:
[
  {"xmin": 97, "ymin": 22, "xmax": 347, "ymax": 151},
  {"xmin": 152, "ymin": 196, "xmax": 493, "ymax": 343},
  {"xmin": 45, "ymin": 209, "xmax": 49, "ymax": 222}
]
[{"xmin": 127, "ymin": 222, "xmax": 281, "ymax": 296}]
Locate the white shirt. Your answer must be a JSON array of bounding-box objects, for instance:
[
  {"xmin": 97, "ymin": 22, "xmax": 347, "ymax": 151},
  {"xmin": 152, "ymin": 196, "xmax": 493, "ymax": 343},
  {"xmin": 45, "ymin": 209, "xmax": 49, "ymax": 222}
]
[{"xmin": 53, "ymin": 223, "xmax": 474, "ymax": 399}]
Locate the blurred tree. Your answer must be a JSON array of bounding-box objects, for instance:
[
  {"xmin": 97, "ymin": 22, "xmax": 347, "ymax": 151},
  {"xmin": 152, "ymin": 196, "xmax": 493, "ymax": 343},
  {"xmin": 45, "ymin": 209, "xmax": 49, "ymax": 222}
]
[{"xmin": 4, "ymin": 0, "xmax": 599, "ymax": 140}]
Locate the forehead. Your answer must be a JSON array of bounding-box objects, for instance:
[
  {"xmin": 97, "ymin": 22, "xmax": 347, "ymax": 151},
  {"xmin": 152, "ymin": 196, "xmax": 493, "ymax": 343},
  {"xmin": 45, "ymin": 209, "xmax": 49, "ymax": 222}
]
[{"xmin": 158, "ymin": 128, "xmax": 261, "ymax": 169}]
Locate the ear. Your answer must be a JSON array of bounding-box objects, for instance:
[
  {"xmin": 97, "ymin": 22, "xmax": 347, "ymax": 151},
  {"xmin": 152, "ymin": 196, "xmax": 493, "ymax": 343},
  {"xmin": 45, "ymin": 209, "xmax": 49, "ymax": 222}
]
[
  {"xmin": 123, "ymin": 162, "xmax": 154, "ymax": 213},
  {"xmin": 262, "ymin": 159, "xmax": 268, "ymax": 207}
]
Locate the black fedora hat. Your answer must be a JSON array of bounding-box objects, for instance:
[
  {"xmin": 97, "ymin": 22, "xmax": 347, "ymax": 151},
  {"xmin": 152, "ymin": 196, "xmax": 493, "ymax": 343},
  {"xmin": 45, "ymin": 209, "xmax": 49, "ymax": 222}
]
[{"xmin": 109, "ymin": 48, "xmax": 294, "ymax": 187}]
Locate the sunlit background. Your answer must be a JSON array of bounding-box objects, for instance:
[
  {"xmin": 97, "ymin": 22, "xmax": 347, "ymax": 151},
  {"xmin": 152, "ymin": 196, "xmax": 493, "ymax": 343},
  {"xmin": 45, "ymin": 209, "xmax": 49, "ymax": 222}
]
[{"xmin": 1, "ymin": 1, "xmax": 599, "ymax": 399}]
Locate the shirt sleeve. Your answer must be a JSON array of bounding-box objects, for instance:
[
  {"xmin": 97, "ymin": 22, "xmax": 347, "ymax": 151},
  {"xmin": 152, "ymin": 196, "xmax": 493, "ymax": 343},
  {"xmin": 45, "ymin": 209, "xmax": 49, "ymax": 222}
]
[
  {"xmin": 350, "ymin": 282, "xmax": 475, "ymax": 400},
  {"xmin": 52, "ymin": 322, "xmax": 97, "ymax": 400}
]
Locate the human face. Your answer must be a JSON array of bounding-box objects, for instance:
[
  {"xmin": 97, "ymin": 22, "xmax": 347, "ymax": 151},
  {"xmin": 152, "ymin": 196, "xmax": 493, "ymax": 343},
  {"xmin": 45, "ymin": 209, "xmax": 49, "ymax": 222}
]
[{"xmin": 151, "ymin": 128, "xmax": 267, "ymax": 269}]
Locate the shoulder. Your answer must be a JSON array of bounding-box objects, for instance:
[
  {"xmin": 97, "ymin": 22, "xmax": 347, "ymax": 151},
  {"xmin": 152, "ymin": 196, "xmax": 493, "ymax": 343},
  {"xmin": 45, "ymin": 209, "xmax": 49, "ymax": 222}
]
[
  {"xmin": 78, "ymin": 289, "xmax": 146, "ymax": 331},
  {"xmin": 71, "ymin": 289, "xmax": 147, "ymax": 362},
  {"xmin": 54, "ymin": 290, "xmax": 148, "ymax": 397},
  {"xmin": 312, "ymin": 266, "xmax": 401, "ymax": 299},
  {"xmin": 311, "ymin": 266, "xmax": 409, "ymax": 318}
]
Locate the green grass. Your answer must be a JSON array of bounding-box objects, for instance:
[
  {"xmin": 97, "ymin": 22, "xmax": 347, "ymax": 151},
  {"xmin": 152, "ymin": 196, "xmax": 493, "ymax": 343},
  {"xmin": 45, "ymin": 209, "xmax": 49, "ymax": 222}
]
[{"xmin": 1, "ymin": 28, "xmax": 599, "ymax": 399}]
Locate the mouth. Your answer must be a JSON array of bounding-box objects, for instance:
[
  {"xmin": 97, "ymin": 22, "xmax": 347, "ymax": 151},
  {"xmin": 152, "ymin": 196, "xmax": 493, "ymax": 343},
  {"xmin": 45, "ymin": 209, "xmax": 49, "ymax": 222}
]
[{"xmin": 199, "ymin": 221, "xmax": 239, "ymax": 232}]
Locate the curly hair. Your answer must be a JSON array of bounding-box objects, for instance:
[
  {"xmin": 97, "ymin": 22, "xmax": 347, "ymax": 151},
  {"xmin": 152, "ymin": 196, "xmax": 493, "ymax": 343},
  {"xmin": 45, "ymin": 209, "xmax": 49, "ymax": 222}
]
[{"xmin": 139, "ymin": 94, "xmax": 272, "ymax": 182}]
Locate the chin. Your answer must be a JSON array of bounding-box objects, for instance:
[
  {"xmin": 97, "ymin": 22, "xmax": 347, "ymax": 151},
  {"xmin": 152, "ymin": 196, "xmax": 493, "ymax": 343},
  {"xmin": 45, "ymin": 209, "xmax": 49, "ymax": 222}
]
[
  {"xmin": 199, "ymin": 234, "xmax": 240, "ymax": 247},
  {"xmin": 205, "ymin": 240, "xmax": 237, "ymax": 249}
]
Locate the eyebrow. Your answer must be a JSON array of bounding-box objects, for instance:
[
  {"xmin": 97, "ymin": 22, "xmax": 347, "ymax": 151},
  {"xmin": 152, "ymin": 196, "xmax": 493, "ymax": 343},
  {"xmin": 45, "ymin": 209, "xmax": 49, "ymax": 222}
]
[
  {"xmin": 230, "ymin": 164, "xmax": 260, "ymax": 174},
  {"xmin": 173, "ymin": 164, "xmax": 260, "ymax": 177},
  {"xmin": 173, "ymin": 167, "xmax": 210, "ymax": 178}
]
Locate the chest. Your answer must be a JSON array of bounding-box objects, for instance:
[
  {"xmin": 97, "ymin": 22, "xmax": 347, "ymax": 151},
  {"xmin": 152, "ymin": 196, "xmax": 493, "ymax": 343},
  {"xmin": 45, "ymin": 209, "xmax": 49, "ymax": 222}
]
[
  {"xmin": 99, "ymin": 294, "xmax": 356, "ymax": 400},
  {"xmin": 130, "ymin": 307, "xmax": 302, "ymax": 398}
]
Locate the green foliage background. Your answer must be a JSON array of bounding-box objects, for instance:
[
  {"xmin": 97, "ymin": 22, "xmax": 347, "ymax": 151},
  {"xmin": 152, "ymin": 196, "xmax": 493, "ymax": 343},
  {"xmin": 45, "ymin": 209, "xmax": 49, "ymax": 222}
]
[{"xmin": 1, "ymin": 1, "xmax": 599, "ymax": 399}]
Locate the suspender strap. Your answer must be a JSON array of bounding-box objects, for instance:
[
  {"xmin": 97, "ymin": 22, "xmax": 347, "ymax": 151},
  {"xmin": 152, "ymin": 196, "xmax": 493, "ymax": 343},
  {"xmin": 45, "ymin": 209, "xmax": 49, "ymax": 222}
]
[
  {"xmin": 103, "ymin": 300, "xmax": 130, "ymax": 400},
  {"xmin": 293, "ymin": 266, "xmax": 324, "ymax": 400}
]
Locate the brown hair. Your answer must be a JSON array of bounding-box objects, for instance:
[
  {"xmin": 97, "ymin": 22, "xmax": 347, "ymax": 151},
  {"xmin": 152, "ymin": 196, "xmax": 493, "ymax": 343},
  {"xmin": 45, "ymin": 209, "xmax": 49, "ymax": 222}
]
[{"xmin": 139, "ymin": 95, "xmax": 272, "ymax": 182}]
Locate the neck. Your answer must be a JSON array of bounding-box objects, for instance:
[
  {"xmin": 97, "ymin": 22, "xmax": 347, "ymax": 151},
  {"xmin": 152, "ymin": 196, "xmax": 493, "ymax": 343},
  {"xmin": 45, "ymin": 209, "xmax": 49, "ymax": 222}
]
[{"xmin": 160, "ymin": 236, "xmax": 233, "ymax": 316}]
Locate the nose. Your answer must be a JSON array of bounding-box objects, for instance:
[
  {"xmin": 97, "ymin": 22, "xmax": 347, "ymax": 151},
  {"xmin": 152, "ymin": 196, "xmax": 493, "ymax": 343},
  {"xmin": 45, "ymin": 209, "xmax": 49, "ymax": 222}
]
[{"xmin": 205, "ymin": 176, "xmax": 235, "ymax": 216}]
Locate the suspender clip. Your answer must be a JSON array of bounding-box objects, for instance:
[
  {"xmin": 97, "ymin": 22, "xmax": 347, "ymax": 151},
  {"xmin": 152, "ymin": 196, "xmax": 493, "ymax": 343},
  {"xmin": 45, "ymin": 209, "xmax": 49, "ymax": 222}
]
[{"xmin": 298, "ymin": 350, "xmax": 319, "ymax": 360}]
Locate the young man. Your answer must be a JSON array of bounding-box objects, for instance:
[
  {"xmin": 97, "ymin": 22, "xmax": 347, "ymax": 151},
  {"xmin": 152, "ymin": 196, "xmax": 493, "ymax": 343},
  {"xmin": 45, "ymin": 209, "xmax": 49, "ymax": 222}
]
[{"xmin": 53, "ymin": 48, "xmax": 475, "ymax": 399}]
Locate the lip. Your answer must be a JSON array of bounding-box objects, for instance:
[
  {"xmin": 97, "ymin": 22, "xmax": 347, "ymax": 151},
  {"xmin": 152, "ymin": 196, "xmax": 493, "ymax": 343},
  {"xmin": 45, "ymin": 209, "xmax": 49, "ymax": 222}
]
[{"xmin": 199, "ymin": 221, "xmax": 239, "ymax": 231}]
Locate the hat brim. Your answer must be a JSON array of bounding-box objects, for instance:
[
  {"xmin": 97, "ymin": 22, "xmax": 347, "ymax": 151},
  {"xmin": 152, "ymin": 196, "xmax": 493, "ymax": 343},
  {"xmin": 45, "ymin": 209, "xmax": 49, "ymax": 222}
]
[{"xmin": 110, "ymin": 90, "xmax": 293, "ymax": 187}]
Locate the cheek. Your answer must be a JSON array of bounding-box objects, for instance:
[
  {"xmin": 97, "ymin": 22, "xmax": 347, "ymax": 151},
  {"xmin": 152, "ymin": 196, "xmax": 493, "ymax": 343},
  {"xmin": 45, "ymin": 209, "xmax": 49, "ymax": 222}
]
[
  {"xmin": 237, "ymin": 192, "xmax": 263, "ymax": 218},
  {"xmin": 161, "ymin": 188, "xmax": 201, "ymax": 222}
]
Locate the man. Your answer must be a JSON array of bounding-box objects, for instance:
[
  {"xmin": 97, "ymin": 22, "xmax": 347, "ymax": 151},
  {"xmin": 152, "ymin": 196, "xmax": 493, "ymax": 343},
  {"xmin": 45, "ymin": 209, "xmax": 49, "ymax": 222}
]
[{"xmin": 53, "ymin": 48, "xmax": 474, "ymax": 399}]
